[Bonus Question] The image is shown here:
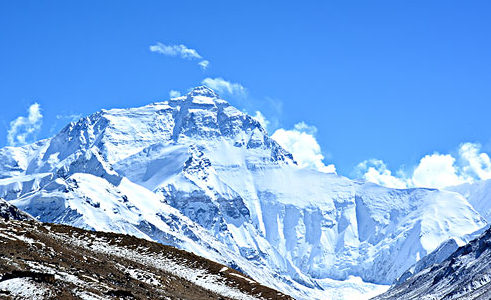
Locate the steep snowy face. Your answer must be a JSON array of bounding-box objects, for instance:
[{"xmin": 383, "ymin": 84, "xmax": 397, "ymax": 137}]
[
  {"xmin": 447, "ymin": 179, "xmax": 491, "ymax": 222},
  {"xmin": 204, "ymin": 168, "xmax": 485, "ymax": 284},
  {"xmin": 0, "ymin": 86, "xmax": 487, "ymax": 300},
  {"xmin": 373, "ymin": 226, "xmax": 491, "ymax": 300},
  {"xmin": 394, "ymin": 224, "xmax": 489, "ymax": 286}
]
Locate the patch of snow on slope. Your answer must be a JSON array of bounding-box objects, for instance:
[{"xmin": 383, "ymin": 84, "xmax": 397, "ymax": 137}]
[{"xmin": 0, "ymin": 278, "xmax": 49, "ymax": 299}]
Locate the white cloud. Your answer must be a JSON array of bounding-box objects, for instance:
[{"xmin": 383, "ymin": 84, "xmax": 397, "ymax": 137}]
[
  {"xmin": 458, "ymin": 142, "xmax": 491, "ymax": 180},
  {"xmin": 7, "ymin": 103, "xmax": 43, "ymax": 146},
  {"xmin": 56, "ymin": 113, "xmax": 81, "ymax": 121},
  {"xmin": 201, "ymin": 77, "xmax": 246, "ymax": 96},
  {"xmin": 356, "ymin": 142, "xmax": 491, "ymax": 189},
  {"xmin": 169, "ymin": 90, "xmax": 181, "ymax": 98},
  {"xmin": 150, "ymin": 43, "xmax": 202, "ymax": 59},
  {"xmin": 252, "ymin": 111, "xmax": 269, "ymax": 131},
  {"xmin": 198, "ymin": 60, "xmax": 210, "ymax": 70},
  {"xmin": 355, "ymin": 159, "xmax": 408, "ymax": 189},
  {"xmin": 150, "ymin": 42, "xmax": 209, "ymax": 70},
  {"xmin": 411, "ymin": 153, "xmax": 467, "ymax": 188},
  {"xmin": 272, "ymin": 122, "xmax": 336, "ymax": 174}
]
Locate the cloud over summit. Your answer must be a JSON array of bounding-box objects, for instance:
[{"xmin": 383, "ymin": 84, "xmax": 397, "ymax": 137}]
[
  {"xmin": 201, "ymin": 77, "xmax": 246, "ymax": 96},
  {"xmin": 150, "ymin": 42, "xmax": 210, "ymax": 70}
]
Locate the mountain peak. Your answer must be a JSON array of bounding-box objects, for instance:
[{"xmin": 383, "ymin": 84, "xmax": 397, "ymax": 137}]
[{"xmin": 188, "ymin": 85, "xmax": 219, "ymax": 98}]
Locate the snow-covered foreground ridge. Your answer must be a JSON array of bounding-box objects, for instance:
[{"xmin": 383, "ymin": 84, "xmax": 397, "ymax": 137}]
[{"xmin": 0, "ymin": 86, "xmax": 486, "ymax": 299}]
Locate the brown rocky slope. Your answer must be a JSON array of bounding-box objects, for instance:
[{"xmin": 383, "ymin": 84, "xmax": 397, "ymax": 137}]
[{"xmin": 0, "ymin": 215, "xmax": 293, "ymax": 300}]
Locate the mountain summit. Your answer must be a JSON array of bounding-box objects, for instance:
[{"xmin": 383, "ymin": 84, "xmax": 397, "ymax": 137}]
[
  {"xmin": 187, "ymin": 85, "xmax": 221, "ymax": 97},
  {"xmin": 0, "ymin": 87, "xmax": 487, "ymax": 300}
]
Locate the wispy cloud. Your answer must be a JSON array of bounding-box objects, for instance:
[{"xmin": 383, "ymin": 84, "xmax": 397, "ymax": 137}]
[
  {"xmin": 7, "ymin": 103, "xmax": 43, "ymax": 146},
  {"xmin": 355, "ymin": 142, "xmax": 491, "ymax": 189},
  {"xmin": 201, "ymin": 77, "xmax": 246, "ymax": 96},
  {"xmin": 149, "ymin": 43, "xmax": 201, "ymax": 59},
  {"xmin": 355, "ymin": 159, "xmax": 411, "ymax": 189},
  {"xmin": 150, "ymin": 42, "xmax": 210, "ymax": 70},
  {"xmin": 49, "ymin": 113, "xmax": 82, "ymax": 135},
  {"xmin": 169, "ymin": 90, "xmax": 181, "ymax": 98},
  {"xmin": 272, "ymin": 122, "xmax": 336, "ymax": 174},
  {"xmin": 198, "ymin": 60, "xmax": 210, "ymax": 70},
  {"xmin": 56, "ymin": 113, "xmax": 82, "ymax": 121},
  {"xmin": 252, "ymin": 111, "xmax": 270, "ymax": 131}
]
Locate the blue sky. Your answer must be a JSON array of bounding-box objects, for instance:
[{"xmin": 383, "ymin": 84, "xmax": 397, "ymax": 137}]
[{"xmin": 1, "ymin": 1, "xmax": 491, "ymax": 187}]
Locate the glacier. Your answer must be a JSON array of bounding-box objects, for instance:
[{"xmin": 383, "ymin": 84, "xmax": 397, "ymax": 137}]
[{"xmin": 0, "ymin": 86, "xmax": 487, "ymax": 299}]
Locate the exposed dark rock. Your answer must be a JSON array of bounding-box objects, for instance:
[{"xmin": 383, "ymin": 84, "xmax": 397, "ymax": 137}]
[
  {"xmin": 1, "ymin": 270, "xmax": 55, "ymax": 284},
  {"xmin": 0, "ymin": 198, "xmax": 34, "ymax": 221},
  {"xmin": 105, "ymin": 289, "xmax": 135, "ymax": 298}
]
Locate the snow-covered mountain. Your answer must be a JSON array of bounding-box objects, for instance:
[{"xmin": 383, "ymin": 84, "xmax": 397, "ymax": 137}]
[
  {"xmin": 373, "ymin": 225, "xmax": 491, "ymax": 300},
  {"xmin": 447, "ymin": 179, "xmax": 491, "ymax": 222},
  {"xmin": 0, "ymin": 86, "xmax": 486, "ymax": 299},
  {"xmin": 392, "ymin": 179, "xmax": 491, "ymax": 287},
  {"xmin": 394, "ymin": 225, "xmax": 489, "ymax": 286}
]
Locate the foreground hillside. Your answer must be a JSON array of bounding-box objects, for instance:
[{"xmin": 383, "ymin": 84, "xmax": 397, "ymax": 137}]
[
  {"xmin": 0, "ymin": 216, "xmax": 290, "ymax": 300},
  {"xmin": 372, "ymin": 226, "xmax": 491, "ymax": 300}
]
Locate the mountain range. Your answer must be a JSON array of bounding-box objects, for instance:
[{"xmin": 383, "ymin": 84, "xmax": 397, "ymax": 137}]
[{"xmin": 0, "ymin": 86, "xmax": 489, "ymax": 299}]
